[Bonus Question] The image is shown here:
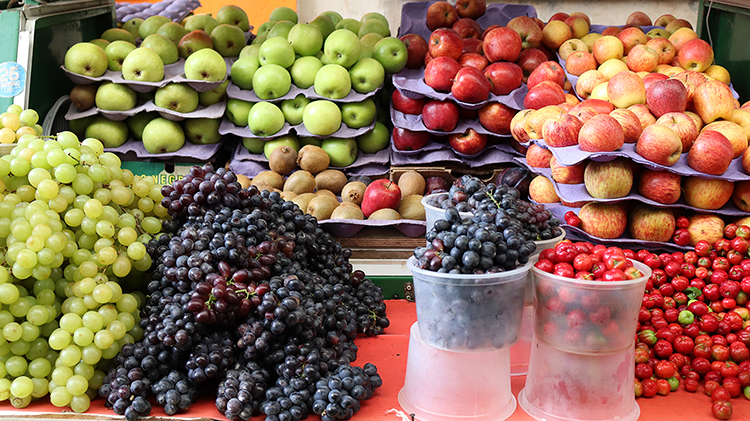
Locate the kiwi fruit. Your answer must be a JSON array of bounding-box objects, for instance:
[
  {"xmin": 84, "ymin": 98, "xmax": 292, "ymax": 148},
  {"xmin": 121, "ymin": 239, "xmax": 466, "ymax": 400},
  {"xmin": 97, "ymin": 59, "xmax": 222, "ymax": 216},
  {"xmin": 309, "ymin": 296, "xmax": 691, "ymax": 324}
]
[
  {"xmin": 252, "ymin": 183, "xmax": 279, "ymax": 193},
  {"xmin": 398, "ymin": 170, "xmax": 426, "ymax": 197},
  {"xmin": 297, "ymin": 145, "xmax": 330, "ymax": 174},
  {"xmin": 315, "ymin": 169, "xmax": 348, "ymax": 195},
  {"xmin": 283, "ymin": 170, "xmax": 315, "ymax": 194},
  {"xmin": 280, "ymin": 191, "xmax": 298, "ymax": 201},
  {"xmin": 398, "ymin": 195, "xmax": 425, "ymax": 220},
  {"xmin": 291, "ymin": 193, "xmax": 316, "ymax": 212},
  {"xmin": 368, "ymin": 208, "xmax": 401, "ymax": 220},
  {"xmin": 70, "ymin": 84, "xmax": 99, "ymax": 111},
  {"xmin": 341, "ymin": 181, "xmax": 367, "ymax": 205},
  {"xmin": 306, "ymin": 195, "xmax": 340, "ymax": 220},
  {"xmin": 331, "ymin": 204, "xmax": 364, "ymax": 220},
  {"xmin": 236, "ymin": 174, "xmax": 251, "ymax": 189},
  {"xmin": 315, "ymin": 189, "xmax": 336, "ymax": 198},
  {"xmin": 251, "ymin": 171, "xmax": 284, "ymax": 190},
  {"xmin": 268, "ymin": 146, "xmax": 298, "ymax": 175}
]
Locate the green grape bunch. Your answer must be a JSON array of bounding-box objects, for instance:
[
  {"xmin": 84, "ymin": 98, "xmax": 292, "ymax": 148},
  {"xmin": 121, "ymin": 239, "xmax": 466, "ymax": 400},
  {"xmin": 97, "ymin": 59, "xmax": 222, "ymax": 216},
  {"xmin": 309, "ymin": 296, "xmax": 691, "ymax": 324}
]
[{"xmin": 0, "ymin": 130, "xmax": 169, "ymax": 411}]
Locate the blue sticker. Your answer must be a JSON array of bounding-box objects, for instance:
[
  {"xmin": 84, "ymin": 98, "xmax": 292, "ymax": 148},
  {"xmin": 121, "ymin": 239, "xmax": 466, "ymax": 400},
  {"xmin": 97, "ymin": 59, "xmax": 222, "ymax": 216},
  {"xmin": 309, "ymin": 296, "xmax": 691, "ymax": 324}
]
[{"xmin": 0, "ymin": 62, "xmax": 26, "ymax": 98}]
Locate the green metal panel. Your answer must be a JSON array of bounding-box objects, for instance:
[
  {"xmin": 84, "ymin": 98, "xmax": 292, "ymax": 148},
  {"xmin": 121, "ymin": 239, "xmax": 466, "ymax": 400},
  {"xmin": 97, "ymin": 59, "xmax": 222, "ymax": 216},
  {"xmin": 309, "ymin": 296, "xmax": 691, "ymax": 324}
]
[
  {"xmin": 0, "ymin": 9, "xmax": 20, "ymax": 112},
  {"xmin": 698, "ymin": 0, "xmax": 750, "ymax": 102},
  {"xmin": 370, "ymin": 276, "xmax": 413, "ymax": 300}
]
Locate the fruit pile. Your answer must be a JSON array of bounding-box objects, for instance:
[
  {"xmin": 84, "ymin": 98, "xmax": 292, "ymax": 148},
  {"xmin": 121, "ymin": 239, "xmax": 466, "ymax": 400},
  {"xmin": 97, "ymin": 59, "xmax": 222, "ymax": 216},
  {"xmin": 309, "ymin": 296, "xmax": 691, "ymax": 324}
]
[{"xmin": 0, "ymin": 105, "xmax": 42, "ymax": 145}]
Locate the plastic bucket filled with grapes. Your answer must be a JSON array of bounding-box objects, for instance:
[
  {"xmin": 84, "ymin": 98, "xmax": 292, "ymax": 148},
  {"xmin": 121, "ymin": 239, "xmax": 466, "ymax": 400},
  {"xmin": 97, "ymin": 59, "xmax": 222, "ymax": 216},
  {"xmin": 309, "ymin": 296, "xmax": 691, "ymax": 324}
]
[{"xmin": 421, "ymin": 193, "xmax": 473, "ymax": 234}]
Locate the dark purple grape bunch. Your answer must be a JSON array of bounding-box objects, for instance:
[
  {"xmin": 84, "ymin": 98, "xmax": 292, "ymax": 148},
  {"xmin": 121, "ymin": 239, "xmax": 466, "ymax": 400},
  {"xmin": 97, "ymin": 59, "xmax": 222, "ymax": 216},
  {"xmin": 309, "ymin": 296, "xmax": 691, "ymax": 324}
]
[
  {"xmin": 152, "ymin": 371, "xmax": 198, "ymax": 416},
  {"xmin": 185, "ymin": 331, "xmax": 236, "ymax": 383},
  {"xmin": 216, "ymin": 362, "xmax": 269, "ymax": 421},
  {"xmin": 311, "ymin": 364, "xmax": 382, "ymax": 421}
]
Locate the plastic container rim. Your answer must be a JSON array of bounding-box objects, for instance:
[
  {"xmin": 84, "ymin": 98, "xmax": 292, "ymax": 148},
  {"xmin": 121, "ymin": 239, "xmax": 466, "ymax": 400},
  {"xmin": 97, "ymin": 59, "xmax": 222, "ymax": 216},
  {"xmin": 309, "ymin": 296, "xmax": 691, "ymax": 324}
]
[
  {"xmin": 407, "ymin": 255, "xmax": 534, "ymax": 285},
  {"xmin": 530, "ymin": 255, "xmax": 652, "ymax": 289}
]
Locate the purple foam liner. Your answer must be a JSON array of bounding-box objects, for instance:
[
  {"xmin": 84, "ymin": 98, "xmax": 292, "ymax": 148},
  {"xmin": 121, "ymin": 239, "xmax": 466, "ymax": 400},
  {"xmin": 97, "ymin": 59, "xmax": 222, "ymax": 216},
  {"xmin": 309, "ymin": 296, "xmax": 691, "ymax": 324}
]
[
  {"xmin": 219, "ymin": 117, "xmax": 376, "ymax": 140},
  {"xmin": 226, "ymin": 81, "xmax": 382, "ymax": 103},
  {"xmin": 390, "ymin": 102, "xmax": 514, "ymax": 137},
  {"xmin": 105, "ymin": 138, "xmax": 222, "ymax": 160},
  {"xmin": 391, "ymin": 142, "xmax": 518, "ymax": 167}
]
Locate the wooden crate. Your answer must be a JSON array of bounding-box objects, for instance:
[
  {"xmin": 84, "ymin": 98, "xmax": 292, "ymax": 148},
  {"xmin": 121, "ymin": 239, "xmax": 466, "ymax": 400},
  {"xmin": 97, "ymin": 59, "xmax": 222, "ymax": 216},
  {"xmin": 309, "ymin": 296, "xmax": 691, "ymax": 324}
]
[{"xmin": 389, "ymin": 163, "xmax": 514, "ymax": 186}]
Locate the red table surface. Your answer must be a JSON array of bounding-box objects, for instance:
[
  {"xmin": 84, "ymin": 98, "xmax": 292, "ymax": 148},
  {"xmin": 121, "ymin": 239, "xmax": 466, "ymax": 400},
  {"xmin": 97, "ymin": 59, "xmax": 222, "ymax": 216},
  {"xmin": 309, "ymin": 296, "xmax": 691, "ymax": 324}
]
[{"xmin": 1, "ymin": 300, "xmax": 749, "ymax": 420}]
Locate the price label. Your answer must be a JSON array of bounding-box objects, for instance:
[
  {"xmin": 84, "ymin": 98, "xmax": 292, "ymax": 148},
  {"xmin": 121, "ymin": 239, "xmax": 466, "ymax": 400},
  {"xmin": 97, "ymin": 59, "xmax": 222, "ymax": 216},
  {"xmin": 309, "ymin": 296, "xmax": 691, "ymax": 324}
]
[{"xmin": 0, "ymin": 62, "xmax": 26, "ymax": 98}]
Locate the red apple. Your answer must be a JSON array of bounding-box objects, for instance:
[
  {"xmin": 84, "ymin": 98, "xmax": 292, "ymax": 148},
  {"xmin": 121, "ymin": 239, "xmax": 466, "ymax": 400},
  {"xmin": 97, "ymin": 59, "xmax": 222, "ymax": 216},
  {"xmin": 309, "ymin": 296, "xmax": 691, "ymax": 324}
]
[
  {"xmin": 687, "ymin": 214, "xmax": 725, "ymax": 246},
  {"xmin": 483, "ymin": 62, "xmax": 523, "ymax": 95},
  {"xmin": 515, "ymin": 48, "xmax": 547, "ymax": 76},
  {"xmin": 558, "ymin": 38, "xmax": 589, "ymax": 61},
  {"xmin": 635, "ymin": 124, "xmax": 683, "ymax": 166},
  {"xmin": 478, "ymin": 102, "xmax": 515, "ymax": 135},
  {"xmin": 654, "ymin": 14, "xmax": 676, "ymax": 27},
  {"xmin": 425, "ymin": 176, "xmax": 449, "ymax": 195},
  {"xmin": 610, "ymin": 108, "xmax": 643, "ymax": 143},
  {"xmin": 526, "ymin": 143, "xmax": 553, "ymax": 168},
  {"xmin": 677, "ymin": 38, "xmax": 714, "ymax": 72},
  {"xmin": 668, "ymin": 27, "xmax": 699, "ymax": 53},
  {"xmin": 422, "ymin": 99, "xmax": 460, "ymax": 132},
  {"xmin": 569, "ymin": 12, "xmax": 591, "ymax": 26},
  {"xmin": 565, "ymin": 51, "xmax": 597, "ymax": 76},
  {"xmin": 655, "ymin": 112, "xmax": 698, "ymax": 153},
  {"xmin": 626, "ymin": 44, "xmax": 659, "ymax": 72},
  {"xmin": 578, "ymin": 114, "xmax": 625, "ymax": 152},
  {"xmin": 400, "ymin": 34, "xmax": 429, "ymax": 70},
  {"xmin": 529, "ymin": 176, "xmax": 560, "ymax": 203},
  {"xmin": 592, "ymin": 35, "xmax": 624, "ymax": 65},
  {"xmin": 645, "ymin": 37, "xmax": 676, "ymax": 65},
  {"xmin": 451, "ymin": 66, "xmax": 491, "ymax": 103},
  {"xmin": 541, "ymin": 20, "xmax": 572, "ymax": 50},
  {"xmin": 732, "ymin": 181, "xmax": 750, "ymax": 212},
  {"xmin": 361, "ymin": 179, "xmax": 402, "ymax": 218},
  {"xmin": 568, "ymin": 106, "xmax": 599, "ymax": 124},
  {"xmin": 452, "ymin": 18, "xmax": 482, "ymax": 39},
  {"xmin": 583, "ymin": 159, "xmax": 634, "ymax": 199},
  {"xmin": 462, "ymin": 38, "xmax": 483, "ymax": 55},
  {"xmin": 523, "ymin": 80, "xmax": 566, "ymax": 110},
  {"xmin": 646, "ymin": 78, "xmax": 688, "ymax": 118},
  {"xmin": 392, "ymin": 128, "xmax": 430, "ymax": 151},
  {"xmin": 507, "ymin": 16, "xmax": 543, "ymax": 50},
  {"xmin": 688, "ymin": 130, "xmax": 734, "ymax": 175},
  {"xmin": 702, "ymin": 121, "xmax": 748, "ymax": 159},
  {"xmin": 426, "ymin": 1, "xmax": 459, "ymax": 31},
  {"xmin": 578, "ymin": 202, "xmax": 628, "ymax": 239},
  {"xmin": 638, "ymin": 170, "xmax": 681, "ymax": 204},
  {"xmin": 543, "ymin": 113, "xmax": 583, "ymax": 147},
  {"xmin": 743, "ymin": 147, "xmax": 750, "ymax": 174},
  {"xmin": 564, "ymin": 16, "xmax": 590, "ymax": 39},
  {"xmin": 391, "ymin": 89, "xmax": 426, "ymax": 115},
  {"xmin": 641, "ymin": 72, "xmax": 669, "ymax": 92},
  {"xmin": 570, "ymin": 99, "xmax": 614, "ymax": 116},
  {"xmin": 449, "ymin": 128, "xmax": 487, "ymax": 155},
  {"xmin": 548, "ymin": 12, "xmax": 570, "ymax": 22},
  {"xmin": 550, "ymin": 157, "xmax": 585, "ymax": 184},
  {"xmin": 459, "ymin": 53, "xmax": 489, "ymax": 71},
  {"xmin": 424, "ymin": 51, "xmax": 433, "ymax": 66},
  {"xmin": 617, "ymin": 26, "xmax": 648, "ymax": 55},
  {"xmin": 628, "ymin": 104, "xmax": 657, "ymax": 129},
  {"xmin": 627, "ymin": 11, "xmax": 652, "ymax": 27},
  {"xmin": 428, "ymin": 28, "xmax": 463, "ymax": 60},
  {"xmin": 629, "ymin": 205, "xmax": 675, "ymax": 243},
  {"xmin": 424, "ymin": 56, "xmax": 462, "ymax": 92},
  {"xmin": 682, "ymin": 177, "xmax": 734, "ymax": 210},
  {"xmin": 575, "ymin": 70, "xmax": 608, "ymax": 100},
  {"xmin": 607, "ymin": 70, "xmax": 646, "ymax": 109},
  {"xmin": 482, "ymin": 27, "xmax": 522, "ymax": 63},
  {"xmin": 480, "ymin": 24, "xmax": 502, "ymax": 40},
  {"xmin": 454, "ymin": 0, "xmax": 486, "ymax": 20},
  {"xmin": 524, "ymin": 105, "xmax": 565, "ymax": 139},
  {"xmin": 601, "ymin": 26, "xmax": 622, "ymax": 37},
  {"xmin": 693, "ymin": 80, "xmax": 735, "ymax": 124},
  {"xmin": 527, "ymin": 60, "xmax": 565, "ymax": 89},
  {"xmin": 510, "ymin": 109, "xmax": 535, "ymax": 143}
]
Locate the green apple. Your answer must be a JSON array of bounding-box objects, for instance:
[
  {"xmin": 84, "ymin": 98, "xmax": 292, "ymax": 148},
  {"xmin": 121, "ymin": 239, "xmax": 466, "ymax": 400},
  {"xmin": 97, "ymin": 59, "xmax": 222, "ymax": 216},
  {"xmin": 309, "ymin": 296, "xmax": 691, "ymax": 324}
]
[
  {"xmin": 226, "ymin": 99, "xmax": 254, "ymax": 126},
  {"xmin": 126, "ymin": 111, "xmax": 159, "ymax": 141},
  {"xmin": 359, "ymin": 32, "xmax": 383, "ymax": 58},
  {"xmin": 262, "ymin": 134, "xmax": 300, "ymax": 158},
  {"xmin": 251, "ymin": 35, "xmax": 267, "ymax": 45},
  {"xmin": 242, "ymin": 137, "xmax": 265, "ymax": 154},
  {"xmin": 309, "ymin": 15, "xmax": 335, "ymax": 41},
  {"xmin": 269, "ymin": 6, "xmax": 298, "ymax": 24},
  {"xmin": 303, "ymin": 100, "xmax": 341, "ymax": 136},
  {"xmin": 239, "ymin": 44, "xmax": 260, "ymax": 59},
  {"xmin": 287, "ymin": 23, "xmax": 323, "ymax": 57},
  {"xmin": 251, "ymin": 64, "xmax": 291, "ymax": 100},
  {"xmin": 358, "ymin": 19, "xmax": 390, "ymax": 38},
  {"xmin": 356, "ymin": 121, "xmax": 389, "ymax": 153},
  {"xmin": 247, "ymin": 101, "xmax": 285, "ymax": 136},
  {"xmin": 141, "ymin": 34, "xmax": 179, "ymax": 65},
  {"xmin": 154, "ymin": 83, "xmax": 199, "ymax": 113},
  {"xmin": 68, "ymin": 116, "xmax": 95, "ymax": 138},
  {"xmin": 216, "ymin": 5, "xmax": 250, "ymax": 31},
  {"xmin": 184, "ymin": 118, "xmax": 222, "ymax": 144},
  {"xmin": 314, "ymin": 64, "xmax": 352, "ymax": 99},
  {"xmin": 210, "ymin": 24, "xmax": 247, "ymax": 57},
  {"xmin": 268, "ymin": 20, "xmax": 295, "ymax": 39},
  {"xmin": 177, "ymin": 30, "xmax": 214, "ymax": 58},
  {"xmin": 198, "ymin": 80, "xmax": 229, "ymax": 106},
  {"xmin": 280, "ymin": 94, "xmax": 310, "ymax": 125},
  {"xmin": 371, "ymin": 37, "xmax": 408, "ymax": 74},
  {"xmin": 341, "ymin": 98, "xmax": 377, "ymax": 129},
  {"xmin": 122, "ymin": 18, "xmax": 144, "ymax": 40},
  {"xmin": 299, "ymin": 136, "xmax": 322, "ymax": 147},
  {"xmin": 121, "ymin": 47, "xmax": 164, "ymax": 82},
  {"xmin": 323, "ymin": 29, "xmax": 361, "ymax": 68},
  {"xmin": 90, "ymin": 39, "xmax": 110, "ymax": 51},
  {"xmin": 95, "ymin": 82, "xmax": 137, "ymax": 111},
  {"xmin": 184, "ymin": 48, "xmax": 227, "ymax": 81},
  {"xmin": 348, "ymin": 57, "xmax": 385, "ymax": 93},
  {"xmin": 184, "ymin": 14, "xmax": 219, "ymax": 35},
  {"xmin": 230, "ymin": 56, "xmax": 260, "ymax": 90},
  {"xmin": 360, "ymin": 12, "xmax": 388, "ymax": 26},
  {"xmin": 142, "ymin": 118, "xmax": 185, "ymax": 154},
  {"xmin": 321, "ymin": 138, "xmax": 358, "ymax": 167},
  {"xmin": 138, "ymin": 15, "xmax": 171, "ymax": 39},
  {"xmin": 104, "ymin": 40, "xmax": 136, "ymax": 71},
  {"xmin": 290, "ymin": 56, "xmax": 323, "ymax": 89},
  {"xmin": 101, "ymin": 28, "xmax": 135, "ymax": 45},
  {"xmin": 319, "ymin": 11, "xmax": 343, "ymax": 27},
  {"xmin": 64, "ymin": 42, "xmax": 108, "ymax": 77},
  {"xmin": 336, "ymin": 18, "xmax": 362, "ymax": 35},
  {"xmin": 258, "ymin": 36, "xmax": 295, "ymax": 68},
  {"xmin": 256, "ymin": 21, "xmax": 277, "ymax": 38},
  {"xmin": 85, "ymin": 116, "xmax": 129, "ymax": 148},
  {"xmin": 156, "ymin": 22, "xmax": 189, "ymax": 46}
]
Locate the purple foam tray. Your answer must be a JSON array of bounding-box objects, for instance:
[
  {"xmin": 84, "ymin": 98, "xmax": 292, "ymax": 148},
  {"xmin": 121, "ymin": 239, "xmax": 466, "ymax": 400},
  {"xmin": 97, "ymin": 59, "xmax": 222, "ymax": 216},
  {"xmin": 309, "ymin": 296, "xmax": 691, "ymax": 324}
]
[
  {"xmin": 397, "ymin": 1, "xmax": 537, "ymax": 40},
  {"xmin": 226, "ymin": 80, "xmax": 382, "ymax": 103},
  {"xmin": 116, "ymin": 0, "xmax": 201, "ymax": 23},
  {"xmin": 65, "ymin": 99, "xmax": 225, "ymax": 122},
  {"xmin": 389, "ymin": 135, "xmax": 447, "ymax": 156},
  {"xmin": 106, "ymin": 138, "xmax": 223, "ymax": 160},
  {"xmin": 390, "ymin": 104, "xmax": 513, "ymax": 137},
  {"xmin": 218, "ymin": 116, "xmax": 376, "ymax": 140},
  {"xmin": 515, "ymin": 156, "xmax": 749, "ymax": 217},
  {"xmin": 522, "ymin": 138, "xmax": 750, "ymax": 182},
  {"xmin": 391, "ymin": 142, "xmax": 518, "ymax": 167},
  {"xmin": 318, "ymin": 218, "xmax": 426, "ymax": 238},
  {"xmin": 392, "ymin": 69, "xmax": 527, "ymax": 110}
]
